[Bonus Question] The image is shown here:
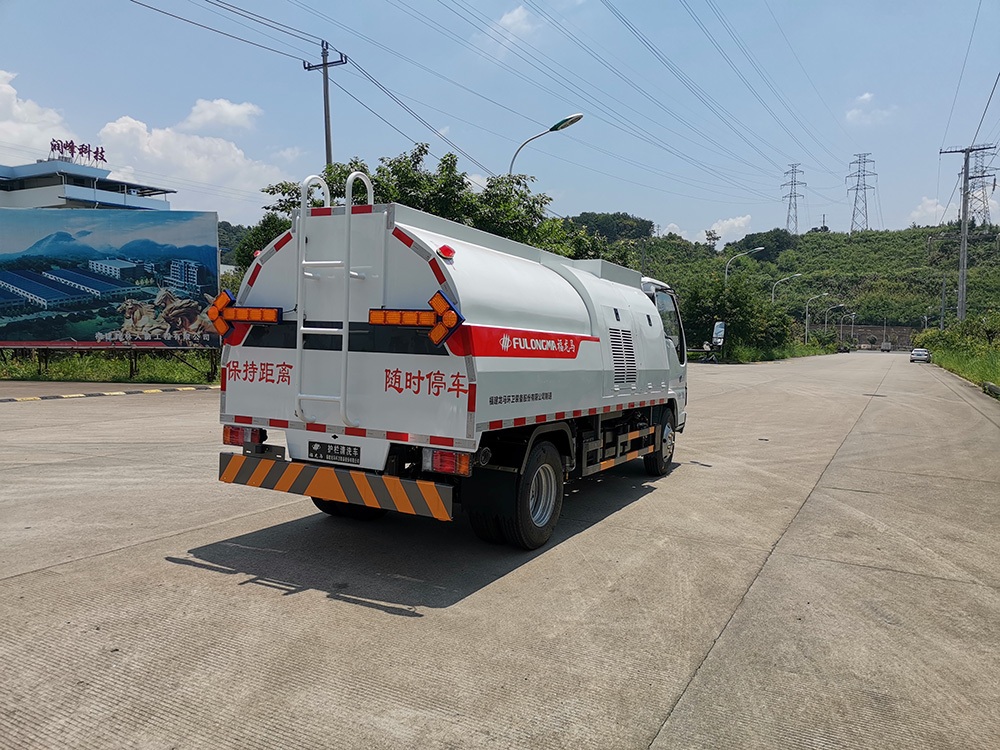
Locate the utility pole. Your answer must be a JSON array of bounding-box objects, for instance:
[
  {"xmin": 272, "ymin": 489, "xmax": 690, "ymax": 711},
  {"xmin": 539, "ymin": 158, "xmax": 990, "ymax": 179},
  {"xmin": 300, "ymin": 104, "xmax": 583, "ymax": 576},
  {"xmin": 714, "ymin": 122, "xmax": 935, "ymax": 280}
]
[
  {"xmin": 940, "ymin": 276, "xmax": 947, "ymax": 330},
  {"xmin": 782, "ymin": 164, "xmax": 804, "ymax": 234},
  {"xmin": 846, "ymin": 153, "xmax": 877, "ymax": 233},
  {"xmin": 304, "ymin": 41, "xmax": 347, "ymax": 168},
  {"xmin": 940, "ymin": 144, "xmax": 993, "ymax": 320}
]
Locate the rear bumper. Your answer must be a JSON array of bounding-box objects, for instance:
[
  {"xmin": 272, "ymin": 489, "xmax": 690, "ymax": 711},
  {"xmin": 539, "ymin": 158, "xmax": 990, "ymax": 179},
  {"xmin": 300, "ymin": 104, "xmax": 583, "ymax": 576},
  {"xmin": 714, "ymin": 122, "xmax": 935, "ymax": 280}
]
[{"xmin": 218, "ymin": 452, "xmax": 453, "ymax": 521}]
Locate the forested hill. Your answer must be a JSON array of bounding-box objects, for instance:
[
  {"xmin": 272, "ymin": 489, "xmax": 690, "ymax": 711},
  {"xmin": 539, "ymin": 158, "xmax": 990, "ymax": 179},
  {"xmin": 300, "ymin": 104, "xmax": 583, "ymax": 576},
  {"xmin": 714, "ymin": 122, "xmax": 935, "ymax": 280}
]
[{"xmin": 630, "ymin": 225, "xmax": 1000, "ymax": 326}]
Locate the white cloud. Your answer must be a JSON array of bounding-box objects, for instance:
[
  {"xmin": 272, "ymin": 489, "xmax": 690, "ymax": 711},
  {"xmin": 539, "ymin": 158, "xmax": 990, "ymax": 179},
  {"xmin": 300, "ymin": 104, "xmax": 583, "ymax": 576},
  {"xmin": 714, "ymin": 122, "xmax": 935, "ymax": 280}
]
[
  {"xmin": 177, "ymin": 98, "xmax": 262, "ymax": 132},
  {"xmin": 910, "ymin": 196, "xmax": 956, "ymax": 225},
  {"xmin": 466, "ymin": 173, "xmax": 488, "ymax": 192},
  {"xmin": 663, "ymin": 222, "xmax": 690, "ymax": 240},
  {"xmin": 696, "ymin": 214, "xmax": 752, "ymax": 244},
  {"xmin": 99, "ymin": 115, "xmax": 288, "ymax": 223},
  {"xmin": 0, "ymin": 69, "xmax": 76, "ymax": 153},
  {"xmin": 498, "ymin": 6, "xmax": 539, "ymax": 36},
  {"xmin": 273, "ymin": 146, "xmax": 303, "ymax": 162},
  {"xmin": 437, "ymin": 125, "xmax": 451, "ymax": 137},
  {"xmin": 845, "ymin": 92, "xmax": 895, "ymax": 125}
]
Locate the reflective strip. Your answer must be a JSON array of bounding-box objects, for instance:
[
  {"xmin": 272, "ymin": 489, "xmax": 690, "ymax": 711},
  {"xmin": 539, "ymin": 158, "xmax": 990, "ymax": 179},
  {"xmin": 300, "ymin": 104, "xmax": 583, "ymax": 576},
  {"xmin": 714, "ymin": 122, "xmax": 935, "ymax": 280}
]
[
  {"xmin": 273, "ymin": 462, "xmax": 305, "ymax": 492},
  {"xmin": 246, "ymin": 460, "xmax": 274, "ymax": 487},
  {"xmin": 217, "ymin": 453, "xmax": 452, "ymax": 521},
  {"xmin": 350, "ymin": 472, "xmax": 382, "ymax": 509},
  {"xmin": 220, "ymin": 454, "xmax": 246, "ymax": 482},
  {"xmin": 304, "ymin": 466, "xmax": 345, "ymax": 501},
  {"xmin": 416, "ymin": 480, "xmax": 450, "ymax": 521},
  {"xmin": 383, "ymin": 475, "xmax": 415, "ymax": 515}
]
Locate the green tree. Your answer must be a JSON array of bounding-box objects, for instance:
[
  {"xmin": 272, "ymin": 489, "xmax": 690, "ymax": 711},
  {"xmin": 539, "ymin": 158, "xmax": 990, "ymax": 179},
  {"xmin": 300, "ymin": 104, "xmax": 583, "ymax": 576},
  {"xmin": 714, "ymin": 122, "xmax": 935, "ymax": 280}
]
[
  {"xmin": 567, "ymin": 211, "xmax": 654, "ymax": 242},
  {"xmin": 234, "ymin": 213, "xmax": 291, "ymax": 270}
]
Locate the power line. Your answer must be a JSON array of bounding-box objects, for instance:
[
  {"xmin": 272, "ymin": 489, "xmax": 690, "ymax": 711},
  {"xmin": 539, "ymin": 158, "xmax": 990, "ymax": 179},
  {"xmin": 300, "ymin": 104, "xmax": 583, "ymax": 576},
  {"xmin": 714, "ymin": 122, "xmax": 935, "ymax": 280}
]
[
  {"xmin": 681, "ymin": 0, "xmax": 844, "ymax": 177},
  {"xmin": 940, "ymin": 0, "xmax": 983, "ymax": 148},
  {"xmin": 597, "ymin": 0, "xmax": 788, "ymax": 171},
  {"xmin": 128, "ymin": 0, "xmax": 307, "ymax": 61}
]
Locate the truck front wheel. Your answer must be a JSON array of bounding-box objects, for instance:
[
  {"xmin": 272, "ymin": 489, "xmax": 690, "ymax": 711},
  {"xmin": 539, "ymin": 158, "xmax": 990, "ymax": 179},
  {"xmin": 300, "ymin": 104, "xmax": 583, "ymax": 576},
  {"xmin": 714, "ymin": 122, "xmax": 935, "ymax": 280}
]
[
  {"xmin": 502, "ymin": 441, "xmax": 564, "ymax": 550},
  {"xmin": 644, "ymin": 408, "xmax": 676, "ymax": 477}
]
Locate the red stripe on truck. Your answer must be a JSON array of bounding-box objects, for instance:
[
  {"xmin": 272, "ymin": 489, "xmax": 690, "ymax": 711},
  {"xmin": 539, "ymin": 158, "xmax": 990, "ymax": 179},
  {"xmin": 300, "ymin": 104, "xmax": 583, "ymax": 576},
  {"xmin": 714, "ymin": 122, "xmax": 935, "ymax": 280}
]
[
  {"xmin": 467, "ymin": 384, "xmax": 476, "ymax": 413},
  {"xmin": 221, "ymin": 367, "xmax": 227, "ymax": 392},
  {"xmin": 234, "ymin": 415, "xmax": 252, "ymax": 424},
  {"xmin": 310, "ymin": 207, "xmax": 332, "ymax": 217},
  {"xmin": 392, "ymin": 227, "xmax": 414, "ymax": 247},
  {"xmin": 269, "ymin": 419, "xmax": 289, "ymax": 428},
  {"xmin": 445, "ymin": 325, "xmax": 599, "ymax": 359},
  {"xmin": 247, "ymin": 265, "xmax": 262, "ymax": 287},
  {"xmin": 387, "ymin": 431, "xmax": 409, "ymax": 441},
  {"xmin": 430, "ymin": 436, "xmax": 454, "ymax": 447},
  {"xmin": 429, "ymin": 258, "xmax": 446, "ymax": 284},
  {"xmin": 274, "ymin": 232, "xmax": 293, "ymax": 251},
  {"xmin": 352, "ymin": 205, "xmax": 373, "ymax": 214},
  {"xmin": 305, "ymin": 423, "xmax": 327, "ymax": 432},
  {"xmin": 345, "ymin": 427, "xmax": 366, "ymax": 437}
]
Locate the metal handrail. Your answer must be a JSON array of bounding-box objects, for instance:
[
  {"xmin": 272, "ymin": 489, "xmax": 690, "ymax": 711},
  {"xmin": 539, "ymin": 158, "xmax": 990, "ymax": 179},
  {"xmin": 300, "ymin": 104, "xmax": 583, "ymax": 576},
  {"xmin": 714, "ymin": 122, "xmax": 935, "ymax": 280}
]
[
  {"xmin": 293, "ymin": 172, "xmax": 373, "ymax": 428},
  {"xmin": 294, "ymin": 175, "xmax": 331, "ymax": 424}
]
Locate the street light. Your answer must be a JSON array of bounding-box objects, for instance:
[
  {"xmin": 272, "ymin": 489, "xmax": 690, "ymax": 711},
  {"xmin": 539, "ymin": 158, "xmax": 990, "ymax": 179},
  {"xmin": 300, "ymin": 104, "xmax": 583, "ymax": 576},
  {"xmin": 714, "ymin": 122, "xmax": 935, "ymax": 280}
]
[
  {"xmin": 804, "ymin": 292, "xmax": 829, "ymax": 344},
  {"xmin": 508, "ymin": 113, "xmax": 583, "ymax": 174},
  {"xmin": 824, "ymin": 303, "xmax": 844, "ymax": 332},
  {"xmin": 725, "ymin": 246, "xmax": 764, "ymax": 283},
  {"xmin": 840, "ymin": 312, "xmax": 855, "ymax": 341},
  {"xmin": 771, "ymin": 273, "xmax": 802, "ymax": 303}
]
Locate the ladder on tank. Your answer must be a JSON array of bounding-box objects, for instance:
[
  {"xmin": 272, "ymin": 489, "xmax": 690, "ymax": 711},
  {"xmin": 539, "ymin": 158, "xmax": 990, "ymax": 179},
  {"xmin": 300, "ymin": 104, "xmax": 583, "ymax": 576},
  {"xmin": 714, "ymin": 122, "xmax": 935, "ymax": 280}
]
[{"xmin": 293, "ymin": 172, "xmax": 373, "ymax": 428}]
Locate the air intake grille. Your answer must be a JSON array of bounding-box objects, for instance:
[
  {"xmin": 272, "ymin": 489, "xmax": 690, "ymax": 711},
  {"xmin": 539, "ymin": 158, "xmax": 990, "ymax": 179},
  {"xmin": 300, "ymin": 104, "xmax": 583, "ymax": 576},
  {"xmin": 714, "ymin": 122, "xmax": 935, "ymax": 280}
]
[{"xmin": 609, "ymin": 327, "xmax": 637, "ymax": 385}]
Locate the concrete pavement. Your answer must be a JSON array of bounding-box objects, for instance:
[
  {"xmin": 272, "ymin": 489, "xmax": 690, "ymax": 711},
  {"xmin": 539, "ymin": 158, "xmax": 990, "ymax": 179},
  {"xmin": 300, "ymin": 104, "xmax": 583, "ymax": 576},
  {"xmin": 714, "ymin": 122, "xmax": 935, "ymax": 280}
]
[{"xmin": 1, "ymin": 352, "xmax": 997, "ymax": 748}]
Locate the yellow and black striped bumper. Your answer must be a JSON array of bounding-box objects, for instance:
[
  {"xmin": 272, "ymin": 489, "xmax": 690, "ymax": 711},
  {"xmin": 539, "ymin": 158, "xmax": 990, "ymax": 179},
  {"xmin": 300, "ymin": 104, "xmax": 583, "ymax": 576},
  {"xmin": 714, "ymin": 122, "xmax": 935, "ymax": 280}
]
[{"xmin": 219, "ymin": 452, "xmax": 453, "ymax": 521}]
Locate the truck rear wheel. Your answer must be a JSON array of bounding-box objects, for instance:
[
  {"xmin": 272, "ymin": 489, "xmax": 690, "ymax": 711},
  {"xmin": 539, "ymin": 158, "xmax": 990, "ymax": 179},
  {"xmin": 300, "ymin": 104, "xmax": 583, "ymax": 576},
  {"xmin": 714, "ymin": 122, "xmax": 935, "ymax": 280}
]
[
  {"xmin": 311, "ymin": 497, "xmax": 388, "ymax": 520},
  {"xmin": 644, "ymin": 408, "xmax": 676, "ymax": 477},
  {"xmin": 501, "ymin": 441, "xmax": 563, "ymax": 550}
]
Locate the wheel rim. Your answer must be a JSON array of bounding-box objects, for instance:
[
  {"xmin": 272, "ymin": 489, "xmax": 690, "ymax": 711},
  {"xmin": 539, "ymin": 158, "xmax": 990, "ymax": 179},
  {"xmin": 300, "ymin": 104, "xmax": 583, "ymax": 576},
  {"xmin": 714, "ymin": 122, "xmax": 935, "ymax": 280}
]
[
  {"xmin": 528, "ymin": 463, "xmax": 558, "ymax": 527},
  {"xmin": 663, "ymin": 422, "xmax": 675, "ymax": 459}
]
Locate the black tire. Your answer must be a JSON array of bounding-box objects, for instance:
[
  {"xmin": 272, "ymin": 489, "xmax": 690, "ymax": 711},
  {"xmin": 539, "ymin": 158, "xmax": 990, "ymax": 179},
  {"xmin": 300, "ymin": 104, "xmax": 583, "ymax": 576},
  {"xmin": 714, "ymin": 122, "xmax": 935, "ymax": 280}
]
[
  {"xmin": 500, "ymin": 442, "xmax": 564, "ymax": 550},
  {"xmin": 644, "ymin": 408, "xmax": 676, "ymax": 477},
  {"xmin": 468, "ymin": 511, "xmax": 506, "ymax": 544},
  {"xmin": 311, "ymin": 497, "xmax": 388, "ymax": 520}
]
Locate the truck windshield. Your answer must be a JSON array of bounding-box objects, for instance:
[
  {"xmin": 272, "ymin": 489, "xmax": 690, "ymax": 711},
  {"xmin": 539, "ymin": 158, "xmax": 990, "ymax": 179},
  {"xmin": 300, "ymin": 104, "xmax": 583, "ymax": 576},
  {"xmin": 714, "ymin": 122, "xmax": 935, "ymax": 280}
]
[{"xmin": 656, "ymin": 291, "xmax": 686, "ymax": 363}]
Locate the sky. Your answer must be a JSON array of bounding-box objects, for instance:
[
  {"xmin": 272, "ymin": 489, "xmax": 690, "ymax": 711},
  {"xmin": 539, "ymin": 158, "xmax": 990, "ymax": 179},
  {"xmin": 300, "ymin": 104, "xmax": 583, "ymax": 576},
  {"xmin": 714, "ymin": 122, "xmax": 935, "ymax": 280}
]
[{"xmin": 1, "ymin": 0, "xmax": 998, "ymax": 245}]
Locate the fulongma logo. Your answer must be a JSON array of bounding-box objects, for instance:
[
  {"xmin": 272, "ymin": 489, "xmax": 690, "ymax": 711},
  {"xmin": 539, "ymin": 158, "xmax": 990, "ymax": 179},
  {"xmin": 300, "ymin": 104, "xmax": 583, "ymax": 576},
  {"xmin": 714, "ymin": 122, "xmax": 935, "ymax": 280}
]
[{"xmin": 505, "ymin": 335, "xmax": 559, "ymax": 351}]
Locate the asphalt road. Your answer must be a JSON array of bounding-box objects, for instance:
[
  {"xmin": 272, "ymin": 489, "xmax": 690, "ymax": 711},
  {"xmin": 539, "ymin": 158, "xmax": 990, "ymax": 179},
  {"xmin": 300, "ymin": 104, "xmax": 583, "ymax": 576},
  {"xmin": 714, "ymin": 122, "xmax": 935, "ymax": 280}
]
[{"xmin": 2, "ymin": 352, "xmax": 998, "ymax": 749}]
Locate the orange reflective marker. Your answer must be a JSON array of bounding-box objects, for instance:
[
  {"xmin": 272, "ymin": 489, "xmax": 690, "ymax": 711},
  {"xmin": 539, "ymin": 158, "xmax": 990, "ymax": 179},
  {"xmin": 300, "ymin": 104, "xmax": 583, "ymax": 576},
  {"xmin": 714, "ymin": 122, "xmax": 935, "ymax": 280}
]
[
  {"xmin": 368, "ymin": 291, "xmax": 464, "ymax": 346},
  {"xmin": 207, "ymin": 289, "xmax": 282, "ymax": 340}
]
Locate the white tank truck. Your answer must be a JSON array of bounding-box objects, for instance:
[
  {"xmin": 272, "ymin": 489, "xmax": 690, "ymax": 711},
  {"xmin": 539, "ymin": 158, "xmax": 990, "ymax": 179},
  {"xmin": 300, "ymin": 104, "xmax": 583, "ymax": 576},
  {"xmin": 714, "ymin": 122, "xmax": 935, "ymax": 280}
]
[{"xmin": 215, "ymin": 173, "xmax": 687, "ymax": 549}]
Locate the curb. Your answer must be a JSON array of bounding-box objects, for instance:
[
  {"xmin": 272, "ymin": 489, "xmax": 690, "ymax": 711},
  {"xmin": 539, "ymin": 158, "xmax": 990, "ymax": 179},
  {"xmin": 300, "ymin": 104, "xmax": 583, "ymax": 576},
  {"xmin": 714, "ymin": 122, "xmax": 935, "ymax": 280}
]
[{"xmin": 0, "ymin": 385, "xmax": 220, "ymax": 403}]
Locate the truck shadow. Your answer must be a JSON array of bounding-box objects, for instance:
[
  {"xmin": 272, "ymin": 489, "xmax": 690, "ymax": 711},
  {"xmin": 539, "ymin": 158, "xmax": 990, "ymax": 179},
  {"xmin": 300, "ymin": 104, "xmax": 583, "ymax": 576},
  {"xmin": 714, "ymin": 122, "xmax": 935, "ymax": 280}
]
[{"xmin": 166, "ymin": 463, "xmax": 667, "ymax": 614}]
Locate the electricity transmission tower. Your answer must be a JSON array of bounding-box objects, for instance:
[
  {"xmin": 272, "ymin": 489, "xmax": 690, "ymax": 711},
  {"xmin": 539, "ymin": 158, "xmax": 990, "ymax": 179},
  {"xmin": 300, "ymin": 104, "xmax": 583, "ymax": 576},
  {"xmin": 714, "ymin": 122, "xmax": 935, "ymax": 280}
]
[
  {"xmin": 846, "ymin": 153, "xmax": 877, "ymax": 233},
  {"xmin": 968, "ymin": 147, "xmax": 997, "ymax": 226},
  {"xmin": 781, "ymin": 164, "xmax": 805, "ymax": 234}
]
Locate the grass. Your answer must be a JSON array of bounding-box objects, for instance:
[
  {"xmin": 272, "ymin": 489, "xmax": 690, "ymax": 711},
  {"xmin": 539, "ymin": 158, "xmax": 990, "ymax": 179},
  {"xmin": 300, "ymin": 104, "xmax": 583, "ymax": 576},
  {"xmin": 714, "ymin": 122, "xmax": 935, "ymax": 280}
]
[
  {"xmin": 928, "ymin": 347, "xmax": 1000, "ymax": 388},
  {"xmin": 726, "ymin": 341, "xmax": 834, "ymax": 363},
  {"xmin": 0, "ymin": 349, "xmax": 220, "ymax": 384}
]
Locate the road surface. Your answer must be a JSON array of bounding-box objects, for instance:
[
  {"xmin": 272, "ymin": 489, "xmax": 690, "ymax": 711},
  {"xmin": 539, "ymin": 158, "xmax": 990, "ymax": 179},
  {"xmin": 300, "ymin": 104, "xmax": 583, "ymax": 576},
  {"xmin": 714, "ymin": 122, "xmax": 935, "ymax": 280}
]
[{"xmin": 1, "ymin": 352, "xmax": 998, "ymax": 748}]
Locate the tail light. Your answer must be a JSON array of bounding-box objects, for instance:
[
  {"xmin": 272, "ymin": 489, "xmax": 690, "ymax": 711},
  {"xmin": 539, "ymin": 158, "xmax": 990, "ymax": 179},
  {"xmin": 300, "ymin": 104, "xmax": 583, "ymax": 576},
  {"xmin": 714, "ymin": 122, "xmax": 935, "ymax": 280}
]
[
  {"xmin": 223, "ymin": 426, "xmax": 267, "ymax": 446},
  {"xmin": 422, "ymin": 448, "xmax": 473, "ymax": 477}
]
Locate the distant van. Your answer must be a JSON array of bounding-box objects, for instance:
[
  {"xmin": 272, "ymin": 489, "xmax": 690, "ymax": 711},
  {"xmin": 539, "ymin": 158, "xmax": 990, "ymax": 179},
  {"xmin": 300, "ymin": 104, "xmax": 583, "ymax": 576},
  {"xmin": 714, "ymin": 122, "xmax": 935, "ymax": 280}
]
[{"xmin": 880, "ymin": 341, "xmax": 892, "ymax": 352}]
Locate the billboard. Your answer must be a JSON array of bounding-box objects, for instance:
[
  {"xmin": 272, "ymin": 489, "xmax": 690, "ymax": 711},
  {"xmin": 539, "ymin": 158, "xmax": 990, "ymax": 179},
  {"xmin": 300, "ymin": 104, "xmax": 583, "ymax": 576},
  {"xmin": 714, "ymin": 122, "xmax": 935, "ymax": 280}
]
[{"xmin": 0, "ymin": 209, "xmax": 219, "ymax": 348}]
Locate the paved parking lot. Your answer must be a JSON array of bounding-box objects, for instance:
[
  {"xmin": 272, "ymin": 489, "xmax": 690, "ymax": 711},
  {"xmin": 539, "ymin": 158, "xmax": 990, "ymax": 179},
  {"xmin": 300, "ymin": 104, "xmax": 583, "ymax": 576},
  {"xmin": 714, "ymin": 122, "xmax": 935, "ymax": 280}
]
[{"xmin": 2, "ymin": 353, "xmax": 998, "ymax": 748}]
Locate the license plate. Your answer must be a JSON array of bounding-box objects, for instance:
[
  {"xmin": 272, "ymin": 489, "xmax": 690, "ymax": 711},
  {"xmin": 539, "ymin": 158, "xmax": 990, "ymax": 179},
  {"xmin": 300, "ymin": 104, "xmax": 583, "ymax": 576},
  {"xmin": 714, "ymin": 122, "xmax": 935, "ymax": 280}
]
[{"xmin": 308, "ymin": 441, "xmax": 360, "ymax": 465}]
